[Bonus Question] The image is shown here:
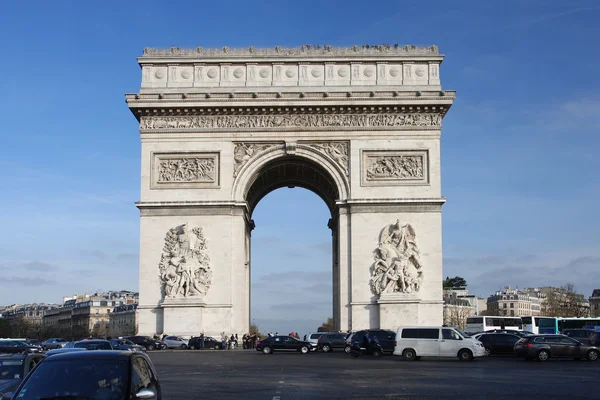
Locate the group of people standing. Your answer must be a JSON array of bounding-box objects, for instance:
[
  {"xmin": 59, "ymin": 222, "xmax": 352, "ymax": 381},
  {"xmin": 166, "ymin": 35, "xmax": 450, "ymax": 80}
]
[{"xmin": 241, "ymin": 333, "xmax": 260, "ymax": 349}]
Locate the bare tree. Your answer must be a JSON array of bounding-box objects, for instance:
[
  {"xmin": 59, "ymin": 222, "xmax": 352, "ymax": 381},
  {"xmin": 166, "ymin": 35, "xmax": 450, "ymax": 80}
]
[
  {"xmin": 541, "ymin": 284, "xmax": 590, "ymax": 317},
  {"xmin": 443, "ymin": 304, "xmax": 473, "ymax": 330}
]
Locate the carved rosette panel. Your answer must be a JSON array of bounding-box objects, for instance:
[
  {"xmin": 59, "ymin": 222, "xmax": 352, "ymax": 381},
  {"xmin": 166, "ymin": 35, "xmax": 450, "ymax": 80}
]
[
  {"xmin": 152, "ymin": 152, "xmax": 219, "ymax": 189},
  {"xmin": 361, "ymin": 150, "xmax": 428, "ymax": 186},
  {"xmin": 233, "ymin": 143, "xmax": 278, "ymax": 177},
  {"xmin": 370, "ymin": 221, "xmax": 423, "ymax": 296},
  {"xmin": 306, "ymin": 142, "xmax": 349, "ymax": 176},
  {"xmin": 140, "ymin": 113, "xmax": 442, "ymax": 131},
  {"xmin": 158, "ymin": 223, "xmax": 212, "ymax": 300}
]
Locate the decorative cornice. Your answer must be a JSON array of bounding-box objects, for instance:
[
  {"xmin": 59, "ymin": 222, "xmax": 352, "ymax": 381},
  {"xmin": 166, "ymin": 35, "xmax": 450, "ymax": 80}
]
[{"xmin": 141, "ymin": 44, "xmax": 440, "ymax": 58}]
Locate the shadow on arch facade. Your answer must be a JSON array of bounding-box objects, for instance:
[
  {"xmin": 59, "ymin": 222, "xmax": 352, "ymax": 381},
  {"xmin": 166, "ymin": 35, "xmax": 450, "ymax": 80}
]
[{"xmin": 127, "ymin": 44, "xmax": 455, "ymax": 337}]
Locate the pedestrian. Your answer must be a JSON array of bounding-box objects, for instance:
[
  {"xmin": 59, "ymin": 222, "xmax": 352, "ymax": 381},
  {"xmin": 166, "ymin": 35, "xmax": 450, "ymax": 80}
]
[
  {"xmin": 235, "ymin": 333, "xmax": 239, "ymax": 347},
  {"xmin": 295, "ymin": 332, "xmax": 299, "ymax": 339},
  {"xmin": 303, "ymin": 334, "xmax": 307, "ymax": 341},
  {"xmin": 199, "ymin": 333, "xmax": 205, "ymax": 350}
]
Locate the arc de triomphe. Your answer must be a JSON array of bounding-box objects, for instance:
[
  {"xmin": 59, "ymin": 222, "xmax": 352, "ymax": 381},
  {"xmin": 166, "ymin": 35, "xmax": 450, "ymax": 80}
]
[{"xmin": 126, "ymin": 45, "xmax": 455, "ymax": 337}]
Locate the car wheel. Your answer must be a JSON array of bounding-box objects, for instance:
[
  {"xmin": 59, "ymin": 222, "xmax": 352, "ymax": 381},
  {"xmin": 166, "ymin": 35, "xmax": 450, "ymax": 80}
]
[
  {"xmin": 146, "ymin": 344, "xmax": 155, "ymax": 351},
  {"xmin": 372, "ymin": 349, "xmax": 382, "ymax": 357},
  {"xmin": 484, "ymin": 347, "xmax": 491, "ymax": 356},
  {"xmin": 344, "ymin": 345, "xmax": 351, "ymax": 354},
  {"xmin": 263, "ymin": 346, "xmax": 272, "ymax": 355},
  {"xmin": 300, "ymin": 346, "xmax": 309, "ymax": 354},
  {"xmin": 322, "ymin": 344, "xmax": 331, "ymax": 353},
  {"xmin": 214, "ymin": 345, "xmax": 220, "ymax": 350},
  {"xmin": 403, "ymin": 348, "xmax": 416, "ymax": 361},
  {"xmin": 181, "ymin": 344, "xmax": 187, "ymax": 349},
  {"xmin": 537, "ymin": 350, "xmax": 550, "ymax": 361},
  {"xmin": 458, "ymin": 349, "xmax": 473, "ymax": 362},
  {"xmin": 189, "ymin": 345, "xmax": 196, "ymax": 350},
  {"xmin": 587, "ymin": 349, "xmax": 599, "ymax": 361}
]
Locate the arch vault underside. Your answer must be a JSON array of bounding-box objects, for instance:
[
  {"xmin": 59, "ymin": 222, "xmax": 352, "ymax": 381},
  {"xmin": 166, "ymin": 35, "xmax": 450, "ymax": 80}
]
[{"xmin": 128, "ymin": 44, "xmax": 455, "ymax": 336}]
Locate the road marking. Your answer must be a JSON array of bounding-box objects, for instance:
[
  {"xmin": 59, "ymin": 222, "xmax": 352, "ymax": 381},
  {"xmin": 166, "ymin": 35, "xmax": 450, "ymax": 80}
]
[{"xmin": 272, "ymin": 397, "xmax": 281, "ymax": 400}]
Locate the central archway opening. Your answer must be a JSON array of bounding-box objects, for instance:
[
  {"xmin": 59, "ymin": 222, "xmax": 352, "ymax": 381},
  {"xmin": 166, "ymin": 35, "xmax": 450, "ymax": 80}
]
[{"xmin": 244, "ymin": 155, "xmax": 341, "ymax": 338}]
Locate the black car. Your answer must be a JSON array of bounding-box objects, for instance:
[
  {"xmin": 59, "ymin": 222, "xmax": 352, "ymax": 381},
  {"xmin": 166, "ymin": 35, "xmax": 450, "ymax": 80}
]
[
  {"xmin": 7, "ymin": 350, "xmax": 161, "ymax": 400},
  {"xmin": 477, "ymin": 333, "xmax": 522, "ymax": 355},
  {"xmin": 125, "ymin": 336, "xmax": 167, "ymax": 351},
  {"xmin": 256, "ymin": 336, "xmax": 312, "ymax": 354},
  {"xmin": 0, "ymin": 353, "xmax": 45, "ymax": 397},
  {"xmin": 0, "ymin": 341, "xmax": 40, "ymax": 354},
  {"xmin": 562, "ymin": 329, "xmax": 599, "ymax": 346},
  {"xmin": 109, "ymin": 339, "xmax": 146, "ymax": 353},
  {"xmin": 317, "ymin": 332, "xmax": 348, "ymax": 352},
  {"xmin": 188, "ymin": 336, "xmax": 223, "ymax": 350},
  {"xmin": 350, "ymin": 330, "xmax": 396, "ymax": 354}
]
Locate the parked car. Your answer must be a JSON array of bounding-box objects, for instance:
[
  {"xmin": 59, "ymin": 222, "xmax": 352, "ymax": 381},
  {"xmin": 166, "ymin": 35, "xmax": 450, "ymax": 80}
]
[
  {"xmin": 45, "ymin": 347, "xmax": 86, "ymax": 356},
  {"xmin": 514, "ymin": 334, "xmax": 600, "ymax": 361},
  {"xmin": 6, "ymin": 350, "xmax": 161, "ymax": 400},
  {"xmin": 125, "ymin": 336, "xmax": 167, "ymax": 351},
  {"xmin": 306, "ymin": 333, "xmax": 324, "ymax": 350},
  {"xmin": 71, "ymin": 340, "xmax": 113, "ymax": 351},
  {"xmin": 188, "ymin": 336, "xmax": 223, "ymax": 350},
  {"xmin": 109, "ymin": 339, "xmax": 146, "ymax": 353},
  {"xmin": 0, "ymin": 353, "xmax": 45, "ymax": 397},
  {"xmin": 256, "ymin": 335, "xmax": 312, "ymax": 354},
  {"xmin": 318, "ymin": 332, "xmax": 348, "ymax": 352},
  {"xmin": 562, "ymin": 329, "xmax": 598, "ymax": 346},
  {"xmin": 477, "ymin": 333, "xmax": 522, "ymax": 355},
  {"xmin": 350, "ymin": 330, "xmax": 396, "ymax": 354},
  {"xmin": 41, "ymin": 338, "xmax": 68, "ymax": 350},
  {"xmin": 0, "ymin": 341, "xmax": 40, "ymax": 354},
  {"xmin": 393, "ymin": 326, "xmax": 486, "ymax": 361},
  {"xmin": 26, "ymin": 340, "xmax": 42, "ymax": 348},
  {"xmin": 162, "ymin": 336, "xmax": 189, "ymax": 349}
]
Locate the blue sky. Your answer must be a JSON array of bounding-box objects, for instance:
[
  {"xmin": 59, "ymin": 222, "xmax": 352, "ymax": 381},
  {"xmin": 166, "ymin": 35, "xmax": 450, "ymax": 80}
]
[{"xmin": 1, "ymin": 1, "xmax": 599, "ymax": 335}]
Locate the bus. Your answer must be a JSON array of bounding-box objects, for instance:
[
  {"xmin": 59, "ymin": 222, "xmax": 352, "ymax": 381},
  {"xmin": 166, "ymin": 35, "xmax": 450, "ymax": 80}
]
[
  {"xmin": 521, "ymin": 316, "xmax": 558, "ymax": 334},
  {"xmin": 558, "ymin": 317, "xmax": 600, "ymax": 332},
  {"xmin": 464, "ymin": 316, "xmax": 523, "ymax": 333},
  {"xmin": 522, "ymin": 317, "xmax": 600, "ymax": 334}
]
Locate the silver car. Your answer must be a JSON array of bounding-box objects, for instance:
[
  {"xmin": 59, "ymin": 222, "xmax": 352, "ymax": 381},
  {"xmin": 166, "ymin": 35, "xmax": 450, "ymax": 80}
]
[{"xmin": 162, "ymin": 335, "xmax": 189, "ymax": 349}]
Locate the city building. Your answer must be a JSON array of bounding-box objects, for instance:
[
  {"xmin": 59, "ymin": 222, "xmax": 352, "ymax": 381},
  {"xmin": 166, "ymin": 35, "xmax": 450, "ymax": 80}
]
[
  {"xmin": 443, "ymin": 287, "xmax": 486, "ymax": 316},
  {"xmin": 1, "ymin": 304, "xmax": 60, "ymax": 325},
  {"xmin": 109, "ymin": 303, "xmax": 138, "ymax": 337},
  {"xmin": 486, "ymin": 287, "xmax": 539, "ymax": 317},
  {"xmin": 590, "ymin": 289, "xmax": 600, "ymax": 318}
]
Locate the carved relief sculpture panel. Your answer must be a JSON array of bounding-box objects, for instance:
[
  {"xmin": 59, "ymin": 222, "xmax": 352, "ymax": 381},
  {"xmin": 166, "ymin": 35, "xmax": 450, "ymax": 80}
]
[
  {"xmin": 361, "ymin": 150, "xmax": 428, "ymax": 186},
  {"xmin": 140, "ymin": 113, "xmax": 442, "ymax": 132},
  {"xmin": 152, "ymin": 152, "xmax": 219, "ymax": 189},
  {"xmin": 233, "ymin": 143, "xmax": 280, "ymax": 177},
  {"xmin": 370, "ymin": 221, "xmax": 423, "ymax": 296},
  {"xmin": 159, "ymin": 223, "xmax": 212, "ymax": 300},
  {"xmin": 306, "ymin": 141, "xmax": 349, "ymax": 176}
]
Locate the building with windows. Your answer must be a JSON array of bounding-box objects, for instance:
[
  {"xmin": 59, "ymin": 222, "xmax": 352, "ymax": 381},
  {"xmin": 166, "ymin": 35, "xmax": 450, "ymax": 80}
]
[
  {"xmin": 109, "ymin": 303, "xmax": 138, "ymax": 337},
  {"xmin": 1, "ymin": 304, "xmax": 60, "ymax": 325},
  {"xmin": 591, "ymin": 289, "xmax": 600, "ymax": 318},
  {"xmin": 486, "ymin": 287, "xmax": 541, "ymax": 317}
]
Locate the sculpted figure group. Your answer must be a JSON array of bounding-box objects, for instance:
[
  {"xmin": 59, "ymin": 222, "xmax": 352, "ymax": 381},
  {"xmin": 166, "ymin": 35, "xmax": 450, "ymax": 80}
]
[
  {"xmin": 370, "ymin": 221, "xmax": 424, "ymax": 295},
  {"xmin": 159, "ymin": 224, "xmax": 212, "ymax": 299}
]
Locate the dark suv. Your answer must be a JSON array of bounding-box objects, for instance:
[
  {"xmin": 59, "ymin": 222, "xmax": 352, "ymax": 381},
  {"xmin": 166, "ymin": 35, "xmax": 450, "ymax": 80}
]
[
  {"xmin": 349, "ymin": 330, "xmax": 396, "ymax": 354},
  {"xmin": 124, "ymin": 336, "xmax": 166, "ymax": 351},
  {"xmin": 317, "ymin": 333, "xmax": 348, "ymax": 352},
  {"xmin": 514, "ymin": 334, "xmax": 600, "ymax": 361},
  {"xmin": 477, "ymin": 333, "xmax": 521, "ymax": 355},
  {"xmin": 562, "ymin": 329, "xmax": 599, "ymax": 346}
]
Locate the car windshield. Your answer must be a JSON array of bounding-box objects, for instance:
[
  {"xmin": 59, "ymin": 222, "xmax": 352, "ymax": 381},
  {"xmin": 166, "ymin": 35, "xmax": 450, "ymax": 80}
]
[
  {"xmin": 74, "ymin": 341, "xmax": 113, "ymax": 350},
  {"xmin": 0, "ymin": 359, "xmax": 24, "ymax": 380},
  {"xmin": 16, "ymin": 359, "xmax": 128, "ymax": 400}
]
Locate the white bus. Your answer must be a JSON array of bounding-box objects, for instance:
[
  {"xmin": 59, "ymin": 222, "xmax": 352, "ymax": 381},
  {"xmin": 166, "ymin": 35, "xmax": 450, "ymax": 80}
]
[
  {"xmin": 464, "ymin": 316, "xmax": 523, "ymax": 334},
  {"xmin": 521, "ymin": 316, "xmax": 558, "ymax": 334}
]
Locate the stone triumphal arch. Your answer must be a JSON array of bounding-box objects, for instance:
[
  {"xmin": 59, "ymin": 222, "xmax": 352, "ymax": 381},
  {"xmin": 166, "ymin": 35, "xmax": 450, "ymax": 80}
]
[{"xmin": 126, "ymin": 45, "xmax": 455, "ymax": 336}]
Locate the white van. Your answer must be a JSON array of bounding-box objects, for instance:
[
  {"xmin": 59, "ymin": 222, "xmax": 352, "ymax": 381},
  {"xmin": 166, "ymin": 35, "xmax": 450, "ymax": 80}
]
[{"xmin": 393, "ymin": 326, "xmax": 486, "ymax": 361}]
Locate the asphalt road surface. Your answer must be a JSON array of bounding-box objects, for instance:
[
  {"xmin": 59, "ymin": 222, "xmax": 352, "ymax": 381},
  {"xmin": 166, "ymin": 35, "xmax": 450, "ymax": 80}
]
[{"xmin": 149, "ymin": 350, "xmax": 599, "ymax": 400}]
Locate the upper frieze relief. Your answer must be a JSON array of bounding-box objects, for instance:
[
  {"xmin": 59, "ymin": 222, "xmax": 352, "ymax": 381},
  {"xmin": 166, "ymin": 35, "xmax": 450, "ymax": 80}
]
[{"xmin": 141, "ymin": 44, "xmax": 440, "ymax": 58}]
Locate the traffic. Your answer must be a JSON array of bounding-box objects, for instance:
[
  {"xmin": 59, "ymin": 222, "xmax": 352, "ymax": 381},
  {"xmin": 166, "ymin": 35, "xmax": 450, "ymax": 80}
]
[{"xmin": 1, "ymin": 316, "xmax": 599, "ymax": 399}]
